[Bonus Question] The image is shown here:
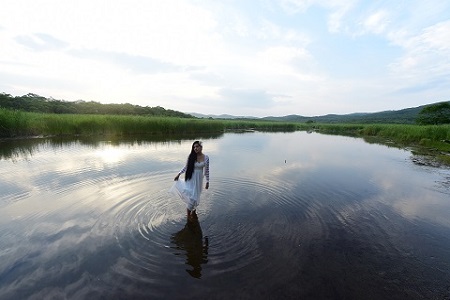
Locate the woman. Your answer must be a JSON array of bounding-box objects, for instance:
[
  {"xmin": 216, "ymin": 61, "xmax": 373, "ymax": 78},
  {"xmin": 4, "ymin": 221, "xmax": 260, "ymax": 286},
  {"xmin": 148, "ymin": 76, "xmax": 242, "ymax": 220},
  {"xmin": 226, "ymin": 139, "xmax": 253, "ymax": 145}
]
[{"xmin": 172, "ymin": 141, "xmax": 210, "ymax": 220}]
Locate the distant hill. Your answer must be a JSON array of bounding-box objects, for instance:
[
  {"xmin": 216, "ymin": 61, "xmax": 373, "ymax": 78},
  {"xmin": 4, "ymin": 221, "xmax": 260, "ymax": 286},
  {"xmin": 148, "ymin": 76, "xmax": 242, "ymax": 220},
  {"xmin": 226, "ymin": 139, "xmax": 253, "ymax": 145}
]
[
  {"xmin": 189, "ymin": 113, "xmax": 256, "ymax": 119},
  {"xmin": 261, "ymin": 106, "xmax": 424, "ymax": 124},
  {"xmin": 194, "ymin": 102, "xmax": 449, "ymax": 124},
  {"xmin": 2, "ymin": 92, "xmax": 447, "ymax": 124},
  {"xmin": 0, "ymin": 92, "xmax": 193, "ymax": 118}
]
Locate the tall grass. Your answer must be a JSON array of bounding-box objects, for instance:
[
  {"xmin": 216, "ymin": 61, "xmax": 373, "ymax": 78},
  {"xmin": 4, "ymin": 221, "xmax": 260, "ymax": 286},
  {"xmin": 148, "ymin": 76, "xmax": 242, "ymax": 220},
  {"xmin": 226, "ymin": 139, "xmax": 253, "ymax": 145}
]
[
  {"xmin": 360, "ymin": 124, "xmax": 450, "ymax": 146},
  {"xmin": 307, "ymin": 123, "xmax": 450, "ymax": 153},
  {"xmin": 2, "ymin": 108, "xmax": 449, "ymax": 163},
  {"xmin": 0, "ymin": 109, "xmax": 296, "ymax": 138},
  {"xmin": 1, "ymin": 109, "xmax": 449, "ymax": 149},
  {"xmin": 221, "ymin": 119, "xmax": 297, "ymax": 132},
  {"xmin": 0, "ymin": 108, "xmax": 33, "ymax": 136}
]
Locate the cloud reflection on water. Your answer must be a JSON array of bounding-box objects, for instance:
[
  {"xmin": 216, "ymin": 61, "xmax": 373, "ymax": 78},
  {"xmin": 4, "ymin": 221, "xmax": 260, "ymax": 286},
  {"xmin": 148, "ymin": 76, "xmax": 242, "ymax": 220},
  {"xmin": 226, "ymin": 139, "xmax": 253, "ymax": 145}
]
[{"xmin": 0, "ymin": 132, "xmax": 450, "ymax": 299}]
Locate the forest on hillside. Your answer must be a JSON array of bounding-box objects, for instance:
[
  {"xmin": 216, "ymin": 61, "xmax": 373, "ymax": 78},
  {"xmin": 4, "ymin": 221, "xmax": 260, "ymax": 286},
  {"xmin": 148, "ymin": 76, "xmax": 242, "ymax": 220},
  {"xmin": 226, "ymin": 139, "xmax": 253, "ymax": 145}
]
[
  {"xmin": 0, "ymin": 92, "xmax": 193, "ymax": 118},
  {"xmin": 1, "ymin": 92, "xmax": 449, "ymax": 125},
  {"xmin": 262, "ymin": 102, "xmax": 450, "ymax": 125}
]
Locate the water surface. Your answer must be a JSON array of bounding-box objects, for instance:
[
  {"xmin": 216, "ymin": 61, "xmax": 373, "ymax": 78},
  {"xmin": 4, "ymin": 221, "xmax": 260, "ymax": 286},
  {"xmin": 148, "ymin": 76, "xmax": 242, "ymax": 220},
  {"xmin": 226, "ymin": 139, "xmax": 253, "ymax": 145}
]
[{"xmin": 1, "ymin": 132, "xmax": 449, "ymax": 299}]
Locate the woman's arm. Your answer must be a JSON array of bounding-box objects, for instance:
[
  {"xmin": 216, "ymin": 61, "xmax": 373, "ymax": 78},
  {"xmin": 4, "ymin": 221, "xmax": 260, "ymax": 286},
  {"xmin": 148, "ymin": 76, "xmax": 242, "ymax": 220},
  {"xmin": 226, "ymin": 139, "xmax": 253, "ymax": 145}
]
[
  {"xmin": 174, "ymin": 160, "xmax": 188, "ymax": 181},
  {"xmin": 204, "ymin": 155, "xmax": 210, "ymax": 189}
]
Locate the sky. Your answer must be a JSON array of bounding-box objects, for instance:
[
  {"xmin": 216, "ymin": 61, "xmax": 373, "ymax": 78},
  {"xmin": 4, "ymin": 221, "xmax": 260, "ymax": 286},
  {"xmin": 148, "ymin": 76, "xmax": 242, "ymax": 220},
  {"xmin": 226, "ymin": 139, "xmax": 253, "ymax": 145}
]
[{"xmin": 1, "ymin": 0, "xmax": 449, "ymax": 117}]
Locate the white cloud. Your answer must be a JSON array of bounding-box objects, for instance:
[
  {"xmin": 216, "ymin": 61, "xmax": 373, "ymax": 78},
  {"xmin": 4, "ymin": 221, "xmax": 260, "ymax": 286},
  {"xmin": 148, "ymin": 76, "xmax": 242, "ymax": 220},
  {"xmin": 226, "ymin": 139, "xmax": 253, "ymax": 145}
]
[
  {"xmin": 258, "ymin": 19, "xmax": 311, "ymax": 46},
  {"xmin": 420, "ymin": 20, "xmax": 450, "ymax": 51},
  {"xmin": 0, "ymin": 0, "xmax": 449, "ymax": 116},
  {"xmin": 389, "ymin": 20, "xmax": 450, "ymax": 81},
  {"xmin": 2, "ymin": 0, "xmax": 224, "ymax": 64},
  {"xmin": 326, "ymin": 0, "xmax": 359, "ymax": 33},
  {"xmin": 363, "ymin": 10, "xmax": 390, "ymax": 35},
  {"xmin": 278, "ymin": 0, "xmax": 318, "ymax": 14}
]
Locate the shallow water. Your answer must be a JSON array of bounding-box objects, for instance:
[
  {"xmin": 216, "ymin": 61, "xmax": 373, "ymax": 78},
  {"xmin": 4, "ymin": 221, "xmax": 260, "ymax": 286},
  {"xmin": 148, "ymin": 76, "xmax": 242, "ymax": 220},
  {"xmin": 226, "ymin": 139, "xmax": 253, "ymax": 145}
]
[{"xmin": 1, "ymin": 132, "xmax": 449, "ymax": 299}]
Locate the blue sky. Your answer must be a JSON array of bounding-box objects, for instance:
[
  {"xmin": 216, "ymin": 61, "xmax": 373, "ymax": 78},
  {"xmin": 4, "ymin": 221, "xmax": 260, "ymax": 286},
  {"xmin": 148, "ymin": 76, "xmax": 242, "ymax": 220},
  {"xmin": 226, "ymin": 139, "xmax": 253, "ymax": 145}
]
[{"xmin": 1, "ymin": 0, "xmax": 449, "ymax": 117}]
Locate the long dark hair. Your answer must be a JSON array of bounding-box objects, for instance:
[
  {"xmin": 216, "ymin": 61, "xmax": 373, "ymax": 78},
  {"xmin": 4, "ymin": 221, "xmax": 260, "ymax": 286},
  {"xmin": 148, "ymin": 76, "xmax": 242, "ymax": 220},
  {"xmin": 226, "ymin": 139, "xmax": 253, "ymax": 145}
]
[{"xmin": 185, "ymin": 141, "xmax": 201, "ymax": 181}]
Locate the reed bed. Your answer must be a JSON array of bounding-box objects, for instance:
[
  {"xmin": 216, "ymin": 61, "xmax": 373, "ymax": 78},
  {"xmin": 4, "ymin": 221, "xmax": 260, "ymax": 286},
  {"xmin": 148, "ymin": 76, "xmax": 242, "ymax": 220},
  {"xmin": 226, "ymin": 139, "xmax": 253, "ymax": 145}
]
[
  {"xmin": 1, "ymin": 109, "xmax": 448, "ymax": 147},
  {"xmin": 2, "ymin": 108, "xmax": 449, "ymax": 164},
  {"xmin": 0, "ymin": 109, "xmax": 295, "ymax": 138},
  {"xmin": 308, "ymin": 123, "xmax": 450, "ymax": 164},
  {"xmin": 309, "ymin": 123, "xmax": 450, "ymax": 147}
]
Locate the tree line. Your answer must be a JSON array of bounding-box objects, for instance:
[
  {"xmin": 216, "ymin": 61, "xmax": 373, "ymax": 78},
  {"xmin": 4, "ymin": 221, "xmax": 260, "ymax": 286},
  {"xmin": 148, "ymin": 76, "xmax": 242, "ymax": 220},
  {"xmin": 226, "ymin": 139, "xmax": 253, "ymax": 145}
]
[
  {"xmin": 1, "ymin": 92, "xmax": 449, "ymax": 125},
  {"xmin": 416, "ymin": 102, "xmax": 450, "ymax": 125},
  {"xmin": 0, "ymin": 92, "xmax": 193, "ymax": 118}
]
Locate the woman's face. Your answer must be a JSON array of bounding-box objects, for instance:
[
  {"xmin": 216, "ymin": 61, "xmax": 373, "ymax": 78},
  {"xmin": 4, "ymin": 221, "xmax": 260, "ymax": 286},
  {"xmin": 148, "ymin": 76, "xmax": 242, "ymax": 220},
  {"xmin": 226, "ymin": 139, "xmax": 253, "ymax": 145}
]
[{"xmin": 193, "ymin": 143, "xmax": 202, "ymax": 153}]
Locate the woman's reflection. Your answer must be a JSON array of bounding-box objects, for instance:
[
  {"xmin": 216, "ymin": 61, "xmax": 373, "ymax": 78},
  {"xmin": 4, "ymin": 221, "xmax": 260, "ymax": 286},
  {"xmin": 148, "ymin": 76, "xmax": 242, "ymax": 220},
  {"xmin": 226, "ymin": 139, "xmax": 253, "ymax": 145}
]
[{"xmin": 171, "ymin": 213, "xmax": 209, "ymax": 278}]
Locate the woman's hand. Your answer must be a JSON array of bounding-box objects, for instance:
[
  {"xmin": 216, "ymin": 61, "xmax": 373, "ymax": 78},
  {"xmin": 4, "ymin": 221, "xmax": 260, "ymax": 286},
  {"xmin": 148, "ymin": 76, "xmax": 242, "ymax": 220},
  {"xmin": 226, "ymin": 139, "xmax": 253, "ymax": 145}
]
[
  {"xmin": 174, "ymin": 174, "xmax": 180, "ymax": 181},
  {"xmin": 205, "ymin": 182, "xmax": 209, "ymax": 189}
]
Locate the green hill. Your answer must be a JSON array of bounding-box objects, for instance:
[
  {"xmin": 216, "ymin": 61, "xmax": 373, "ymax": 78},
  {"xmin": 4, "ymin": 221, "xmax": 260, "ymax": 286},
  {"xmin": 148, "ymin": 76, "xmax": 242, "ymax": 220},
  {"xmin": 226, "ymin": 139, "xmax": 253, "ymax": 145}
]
[
  {"xmin": 0, "ymin": 92, "xmax": 193, "ymax": 118},
  {"xmin": 192, "ymin": 102, "xmax": 449, "ymax": 124},
  {"xmin": 261, "ymin": 104, "xmax": 447, "ymax": 124},
  {"xmin": 2, "ymin": 92, "xmax": 448, "ymax": 124}
]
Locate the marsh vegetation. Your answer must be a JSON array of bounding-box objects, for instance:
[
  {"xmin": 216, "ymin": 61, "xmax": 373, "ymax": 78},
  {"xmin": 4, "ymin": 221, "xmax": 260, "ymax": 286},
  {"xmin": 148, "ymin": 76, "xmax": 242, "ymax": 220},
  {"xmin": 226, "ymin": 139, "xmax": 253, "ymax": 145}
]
[
  {"xmin": 0, "ymin": 108, "xmax": 297, "ymax": 137},
  {"xmin": 298, "ymin": 123, "xmax": 450, "ymax": 164},
  {"xmin": 1, "ymin": 108, "xmax": 449, "ymax": 164}
]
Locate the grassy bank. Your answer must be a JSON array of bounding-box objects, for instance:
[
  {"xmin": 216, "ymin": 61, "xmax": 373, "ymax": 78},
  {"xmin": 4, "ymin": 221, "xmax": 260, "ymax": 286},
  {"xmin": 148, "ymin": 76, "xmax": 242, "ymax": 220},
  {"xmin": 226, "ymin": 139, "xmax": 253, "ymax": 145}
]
[
  {"xmin": 1, "ymin": 109, "xmax": 449, "ymax": 163},
  {"xmin": 0, "ymin": 108, "xmax": 296, "ymax": 138},
  {"xmin": 301, "ymin": 123, "xmax": 450, "ymax": 147},
  {"xmin": 302, "ymin": 123, "xmax": 450, "ymax": 164}
]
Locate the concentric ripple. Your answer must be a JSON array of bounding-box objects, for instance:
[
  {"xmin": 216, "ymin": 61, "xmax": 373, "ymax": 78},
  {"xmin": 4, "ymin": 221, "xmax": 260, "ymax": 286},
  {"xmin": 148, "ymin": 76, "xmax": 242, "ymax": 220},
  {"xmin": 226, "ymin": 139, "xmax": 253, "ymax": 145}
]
[
  {"xmin": 87, "ymin": 173, "xmax": 333, "ymax": 283},
  {"xmin": 87, "ymin": 175, "xmax": 186, "ymax": 287},
  {"xmin": 2, "ymin": 134, "xmax": 450, "ymax": 299}
]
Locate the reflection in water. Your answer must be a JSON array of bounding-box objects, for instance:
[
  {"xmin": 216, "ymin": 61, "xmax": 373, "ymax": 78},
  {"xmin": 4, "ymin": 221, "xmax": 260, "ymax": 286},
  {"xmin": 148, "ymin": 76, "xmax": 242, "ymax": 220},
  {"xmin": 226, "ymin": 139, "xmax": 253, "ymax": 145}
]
[
  {"xmin": 0, "ymin": 133, "xmax": 225, "ymax": 161},
  {"xmin": 1, "ymin": 132, "xmax": 450, "ymax": 299},
  {"xmin": 171, "ymin": 216, "xmax": 209, "ymax": 278}
]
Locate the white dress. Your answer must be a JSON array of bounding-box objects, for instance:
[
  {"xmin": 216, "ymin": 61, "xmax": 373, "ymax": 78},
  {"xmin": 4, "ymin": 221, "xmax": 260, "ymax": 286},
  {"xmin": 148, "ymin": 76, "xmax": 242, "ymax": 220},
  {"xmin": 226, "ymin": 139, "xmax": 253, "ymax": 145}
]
[{"xmin": 170, "ymin": 155, "xmax": 210, "ymax": 211}]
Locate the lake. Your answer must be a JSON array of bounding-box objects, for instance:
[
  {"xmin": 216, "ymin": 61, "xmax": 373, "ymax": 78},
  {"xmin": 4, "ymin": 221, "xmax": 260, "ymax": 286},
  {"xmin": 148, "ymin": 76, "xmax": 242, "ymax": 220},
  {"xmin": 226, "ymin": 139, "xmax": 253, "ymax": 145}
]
[{"xmin": 1, "ymin": 131, "xmax": 449, "ymax": 300}]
